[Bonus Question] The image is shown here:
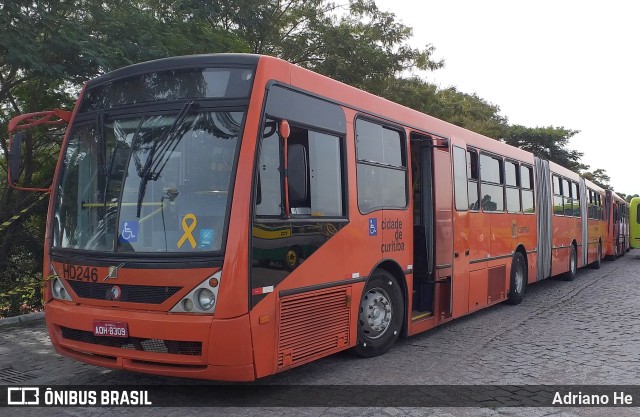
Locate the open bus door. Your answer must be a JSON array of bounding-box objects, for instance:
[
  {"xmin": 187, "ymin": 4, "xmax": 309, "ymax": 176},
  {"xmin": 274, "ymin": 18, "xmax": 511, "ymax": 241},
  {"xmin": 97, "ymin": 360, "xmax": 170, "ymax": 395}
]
[{"xmin": 409, "ymin": 133, "xmax": 452, "ymax": 324}]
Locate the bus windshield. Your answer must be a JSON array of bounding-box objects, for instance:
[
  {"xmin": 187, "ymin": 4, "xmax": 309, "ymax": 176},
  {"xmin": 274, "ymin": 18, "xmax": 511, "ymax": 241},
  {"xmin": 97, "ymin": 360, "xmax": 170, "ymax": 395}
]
[{"xmin": 52, "ymin": 109, "xmax": 244, "ymax": 253}]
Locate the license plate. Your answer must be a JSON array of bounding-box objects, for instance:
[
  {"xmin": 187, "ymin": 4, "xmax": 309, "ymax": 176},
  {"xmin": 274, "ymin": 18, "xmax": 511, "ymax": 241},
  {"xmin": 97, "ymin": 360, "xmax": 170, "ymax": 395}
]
[{"xmin": 93, "ymin": 320, "xmax": 128, "ymax": 338}]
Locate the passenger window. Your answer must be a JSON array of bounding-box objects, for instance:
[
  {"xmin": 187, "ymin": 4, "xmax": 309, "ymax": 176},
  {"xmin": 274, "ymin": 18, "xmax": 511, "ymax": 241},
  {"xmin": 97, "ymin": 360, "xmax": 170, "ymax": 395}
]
[
  {"xmin": 553, "ymin": 175, "xmax": 563, "ymax": 216},
  {"xmin": 572, "ymin": 182, "xmax": 580, "ymax": 217},
  {"xmin": 467, "ymin": 149, "xmax": 479, "ymax": 210},
  {"xmin": 453, "ymin": 147, "xmax": 469, "ymax": 211},
  {"xmin": 505, "ymin": 161, "xmax": 518, "ymax": 187},
  {"xmin": 480, "ymin": 154, "xmax": 503, "ymax": 212},
  {"xmin": 562, "ymin": 178, "xmax": 572, "ymax": 216},
  {"xmin": 505, "ymin": 161, "xmax": 520, "ymax": 213},
  {"xmin": 520, "ymin": 165, "xmax": 534, "ymax": 214},
  {"xmin": 356, "ymin": 119, "xmax": 407, "ymax": 213}
]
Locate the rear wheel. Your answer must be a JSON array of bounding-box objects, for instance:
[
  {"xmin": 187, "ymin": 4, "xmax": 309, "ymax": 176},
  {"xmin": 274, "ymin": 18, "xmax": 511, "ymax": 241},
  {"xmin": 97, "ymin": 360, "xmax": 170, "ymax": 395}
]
[
  {"xmin": 590, "ymin": 242, "xmax": 602, "ymax": 269},
  {"xmin": 353, "ymin": 270, "xmax": 404, "ymax": 358},
  {"xmin": 507, "ymin": 252, "xmax": 526, "ymax": 305},
  {"xmin": 563, "ymin": 245, "xmax": 578, "ymax": 281}
]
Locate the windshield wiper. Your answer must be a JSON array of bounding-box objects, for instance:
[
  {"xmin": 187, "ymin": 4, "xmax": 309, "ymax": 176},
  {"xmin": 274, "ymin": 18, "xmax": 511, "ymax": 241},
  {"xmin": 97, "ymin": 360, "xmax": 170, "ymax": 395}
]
[{"xmin": 136, "ymin": 101, "xmax": 197, "ymax": 217}]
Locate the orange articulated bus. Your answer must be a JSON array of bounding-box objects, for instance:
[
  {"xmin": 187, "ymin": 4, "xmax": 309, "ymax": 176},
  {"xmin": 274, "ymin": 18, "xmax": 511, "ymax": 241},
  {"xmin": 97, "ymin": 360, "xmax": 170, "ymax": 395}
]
[
  {"xmin": 603, "ymin": 191, "xmax": 629, "ymax": 259},
  {"xmin": 7, "ymin": 54, "xmax": 612, "ymax": 381}
]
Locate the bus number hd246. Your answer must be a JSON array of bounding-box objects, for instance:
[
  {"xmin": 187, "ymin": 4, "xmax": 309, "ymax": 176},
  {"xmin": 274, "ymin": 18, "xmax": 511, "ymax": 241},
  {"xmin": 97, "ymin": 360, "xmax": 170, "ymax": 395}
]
[{"xmin": 61, "ymin": 264, "xmax": 98, "ymax": 282}]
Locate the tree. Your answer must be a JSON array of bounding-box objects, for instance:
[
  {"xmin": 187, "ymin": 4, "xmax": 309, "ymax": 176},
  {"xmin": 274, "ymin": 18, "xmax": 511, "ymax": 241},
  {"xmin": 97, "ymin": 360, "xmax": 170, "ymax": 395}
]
[
  {"xmin": 502, "ymin": 125, "xmax": 586, "ymax": 172},
  {"xmin": 193, "ymin": 0, "xmax": 443, "ymax": 90},
  {"xmin": 0, "ymin": 0, "xmax": 246, "ymax": 315},
  {"xmin": 581, "ymin": 168, "xmax": 611, "ymax": 190}
]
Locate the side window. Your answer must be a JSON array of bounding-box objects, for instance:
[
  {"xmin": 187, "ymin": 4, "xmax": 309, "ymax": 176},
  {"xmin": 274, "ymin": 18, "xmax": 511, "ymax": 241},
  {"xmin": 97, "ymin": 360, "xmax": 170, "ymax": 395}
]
[
  {"xmin": 505, "ymin": 161, "xmax": 520, "ymax": 213},
  {"xmin": 553, "ymin": 175, "xmax": 563, "ymax": 215},
  {"xmin": 467, "ymin": 149, "xmax": 479, "ymax": 210},
  {"xmin": 572, "ymin": 182, "xmax": 580, "ymax": 217},
  {"xmin": 356, "ymin": 119, "xmax": 407, "ymax": 213},
  {"xmin": 597, "ymin": 194, "xmax": 603, "ymax": 220},
  {"xmin": 255, "ymin": 119, "xmax": 345, "ymax": 218},
  {"xmin": 479, "ymin": 154, "xmax": 503, "ymax": 212},
  {"xmin": 289, "ymin": 128, "xmax": 344, "ymax": 217},
  {"xmin": 521, "ymin": 165, "xmax": 534, "ymax": 213},
  {"xmin": 255, "ymin": 119, "xmax": 283, "ymax": 216},
  {"xmin": 453, "ymin": 146, "xmax": 469, "ymax": 211},
  {"xmin": 562, "ymin": 178, "xmax": 572, "ymax": 216},
  {"xmin": 588, "ymin": 190, "xmax": 594, "ymax": 219}
]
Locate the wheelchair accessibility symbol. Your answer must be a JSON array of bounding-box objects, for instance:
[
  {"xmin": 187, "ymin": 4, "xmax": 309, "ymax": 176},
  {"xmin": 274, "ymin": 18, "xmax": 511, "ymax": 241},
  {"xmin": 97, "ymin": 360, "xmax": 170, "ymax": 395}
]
[
  {"xmin": 119, "ymin": 221, "xmax": 138, "ymax": 243},
  {"xmin": 369, "ymin": 218, "xmax": 378, "ymax": 236}
]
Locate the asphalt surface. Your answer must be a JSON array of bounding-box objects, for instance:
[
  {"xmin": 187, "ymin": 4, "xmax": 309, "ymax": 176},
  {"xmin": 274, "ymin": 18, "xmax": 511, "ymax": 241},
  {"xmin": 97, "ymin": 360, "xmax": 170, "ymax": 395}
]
[{"xmin": 3, "ymin": 250, "xmax": 640, "ymax": 416}]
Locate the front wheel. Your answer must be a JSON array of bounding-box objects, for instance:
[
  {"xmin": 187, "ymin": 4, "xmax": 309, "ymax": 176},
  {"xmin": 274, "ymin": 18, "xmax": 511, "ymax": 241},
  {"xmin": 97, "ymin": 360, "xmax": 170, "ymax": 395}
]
[
  {"xmin": 353, "ymin": 270, "xmax": 404, "ymax": 358},
  {"xmin": 507, "ymin": 252, "xmax": 527, "ymax": 305}
]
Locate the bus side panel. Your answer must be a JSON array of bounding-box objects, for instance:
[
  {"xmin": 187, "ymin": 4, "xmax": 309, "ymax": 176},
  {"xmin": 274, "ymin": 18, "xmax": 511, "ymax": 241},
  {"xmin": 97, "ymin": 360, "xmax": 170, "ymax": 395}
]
[
  {"xmin": 551, "ymin": 214, "xmax": 568, "ymax": 276},
  {"xmin": 489, "ymin": 212, "xmax": 511, "ymax": 302},
  {"xmin": 452, "ymin": 209, "xmax": 470, "ymax": 318}
]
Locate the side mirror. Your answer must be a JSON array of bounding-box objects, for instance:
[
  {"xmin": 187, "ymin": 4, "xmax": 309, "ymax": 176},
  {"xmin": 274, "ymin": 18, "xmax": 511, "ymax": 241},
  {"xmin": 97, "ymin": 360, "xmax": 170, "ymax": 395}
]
[
  {"xmin": 279, "ymin": 119, "xmax": 290, "ymax": 140},
  {"xmin": 288, "ymin": 144, "xmax": 308, "ymax": 205},
  {"xmin": 8, "ymin": 131, "xmax": 23, "ymax": 186}
]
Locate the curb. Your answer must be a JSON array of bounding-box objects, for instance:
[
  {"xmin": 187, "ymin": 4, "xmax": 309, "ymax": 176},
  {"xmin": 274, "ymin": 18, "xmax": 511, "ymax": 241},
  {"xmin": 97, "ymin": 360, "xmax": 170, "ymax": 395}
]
[{"xmin": 0, "ymin": 311, "xmax": 45, "ymax": 327}]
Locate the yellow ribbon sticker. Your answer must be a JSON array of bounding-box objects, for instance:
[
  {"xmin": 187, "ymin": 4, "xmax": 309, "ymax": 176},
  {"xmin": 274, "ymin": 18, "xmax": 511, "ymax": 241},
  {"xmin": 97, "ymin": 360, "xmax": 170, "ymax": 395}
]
[{"xmin": 177, "ymin": 213, "xmax": 197, "ymax": 249}]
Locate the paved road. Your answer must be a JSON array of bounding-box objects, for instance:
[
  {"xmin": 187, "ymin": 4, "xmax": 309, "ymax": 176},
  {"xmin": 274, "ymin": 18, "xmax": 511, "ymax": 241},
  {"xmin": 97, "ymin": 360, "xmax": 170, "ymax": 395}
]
[{"xmin": 3, "ymin": 251, "xmax": 640, "ymax": 416}]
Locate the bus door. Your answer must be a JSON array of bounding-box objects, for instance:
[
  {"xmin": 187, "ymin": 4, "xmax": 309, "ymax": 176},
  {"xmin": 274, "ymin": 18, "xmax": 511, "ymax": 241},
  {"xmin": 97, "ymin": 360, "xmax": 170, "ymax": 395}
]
[{"xmin": 409, "ymin": 132, "xmax": 452, "ymax": 322}]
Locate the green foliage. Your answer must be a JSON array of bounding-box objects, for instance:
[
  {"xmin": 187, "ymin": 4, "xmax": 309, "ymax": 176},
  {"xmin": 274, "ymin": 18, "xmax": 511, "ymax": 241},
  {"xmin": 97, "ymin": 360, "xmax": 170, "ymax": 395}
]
[
  {"xmin": 502, "ymin": 125, "xmax": 586, "ymax": 172},
  {"xmin": 581, "ymin": 168, "xmax": 612, "ymax": 190}
]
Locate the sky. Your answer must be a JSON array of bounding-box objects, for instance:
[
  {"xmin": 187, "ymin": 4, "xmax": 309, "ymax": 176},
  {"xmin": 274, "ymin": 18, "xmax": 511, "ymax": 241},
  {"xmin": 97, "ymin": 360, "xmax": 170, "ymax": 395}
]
[{"xmin": 374, "ymin": 0, "xmax": 640, "ymax": 196}]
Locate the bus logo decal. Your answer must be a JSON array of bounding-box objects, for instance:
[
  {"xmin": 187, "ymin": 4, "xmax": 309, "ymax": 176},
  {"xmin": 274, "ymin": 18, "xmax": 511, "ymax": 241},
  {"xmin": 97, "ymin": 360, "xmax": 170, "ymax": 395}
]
[
  {"xmin": 107, "ymin": 285, "xmax": 122, "ymax": 301},
  {"xmin": 104, "ymin": 263, "xmax": 124, "ymax": 282}
]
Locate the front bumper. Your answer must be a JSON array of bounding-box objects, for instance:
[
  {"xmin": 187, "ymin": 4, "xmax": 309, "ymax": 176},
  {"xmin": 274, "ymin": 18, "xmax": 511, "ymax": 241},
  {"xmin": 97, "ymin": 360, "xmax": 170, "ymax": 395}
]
[{"xmin": 45, "ymin": 301, "xmax": 255, "ymax": 381}]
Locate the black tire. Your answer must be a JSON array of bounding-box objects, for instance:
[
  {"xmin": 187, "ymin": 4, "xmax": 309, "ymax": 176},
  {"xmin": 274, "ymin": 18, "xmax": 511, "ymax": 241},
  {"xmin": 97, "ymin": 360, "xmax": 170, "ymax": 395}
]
[
  {"xmin": 591, "ymin": 242, "xmax": 602, "ymax": 269},
  {"xmin": 562, "ymin": 245, "xmax": 578, "ymax": 281},
  {"xmin": 353, "ymin": 270, "xmax": 404, "ymax": 358},
  {"xmin": 507, "ymin": 252, "xmax": 527, "ymax": 305}
]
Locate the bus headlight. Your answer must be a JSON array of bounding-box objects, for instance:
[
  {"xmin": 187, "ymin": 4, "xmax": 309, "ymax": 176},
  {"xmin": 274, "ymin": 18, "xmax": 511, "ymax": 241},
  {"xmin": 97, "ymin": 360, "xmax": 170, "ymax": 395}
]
[
  {"xmin": 195, "ymin": 288, "xmax": 215, "ymax": 311},
  {"xmin": 51, "ymin": 278, "xmax": 72, "ymax": 301},
  {"xmin": 170, "ymin": 271, "xmax": 221, "ymax": 314}
]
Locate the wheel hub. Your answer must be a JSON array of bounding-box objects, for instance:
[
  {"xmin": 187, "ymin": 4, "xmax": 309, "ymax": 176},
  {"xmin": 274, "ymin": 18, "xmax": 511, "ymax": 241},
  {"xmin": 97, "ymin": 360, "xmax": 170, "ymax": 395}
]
[{"xmin": 359, "ymin": 288, "xmax": 392, "ymax": 339}]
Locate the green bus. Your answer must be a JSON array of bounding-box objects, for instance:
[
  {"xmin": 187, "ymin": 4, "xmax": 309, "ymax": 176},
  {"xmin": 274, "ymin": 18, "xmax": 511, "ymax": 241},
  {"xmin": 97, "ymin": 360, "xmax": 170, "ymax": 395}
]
[{"xmin": 630, "ymin": 197, "xmax": 640, "ymax": 249}]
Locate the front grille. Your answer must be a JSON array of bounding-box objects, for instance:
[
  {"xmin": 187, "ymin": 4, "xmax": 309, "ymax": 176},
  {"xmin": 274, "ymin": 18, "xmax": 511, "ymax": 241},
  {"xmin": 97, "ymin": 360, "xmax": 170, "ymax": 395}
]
[
  {"xmin": 66, "ymin": 280, "xmax": 181, "ymax": 304},
  {"xmin": 61, "ymin": 327, "xmax": 202, "ymax": 356}
]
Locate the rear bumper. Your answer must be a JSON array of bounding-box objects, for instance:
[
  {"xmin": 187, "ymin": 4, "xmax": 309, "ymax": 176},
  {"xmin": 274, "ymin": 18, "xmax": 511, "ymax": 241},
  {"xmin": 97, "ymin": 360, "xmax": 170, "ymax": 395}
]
[{"xmin": 45, "ymin": 301, "xmax": 255, "ymax": 381}]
